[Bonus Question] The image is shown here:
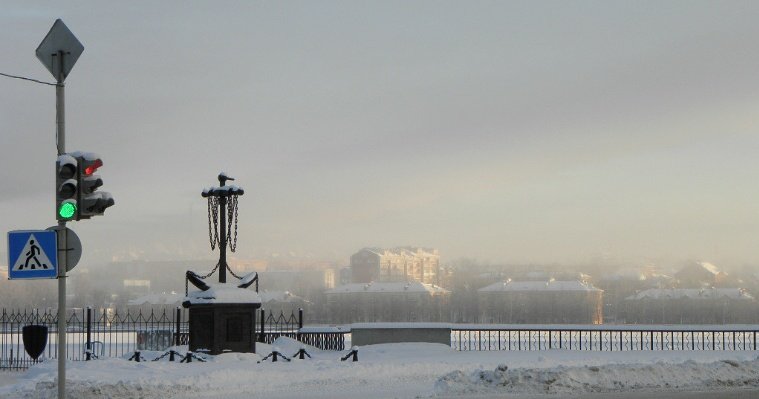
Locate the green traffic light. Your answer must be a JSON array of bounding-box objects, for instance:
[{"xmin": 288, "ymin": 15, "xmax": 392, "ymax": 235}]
[{"xmin": 58, "ymin": 202, "xmax": 76, "ymax": 219}]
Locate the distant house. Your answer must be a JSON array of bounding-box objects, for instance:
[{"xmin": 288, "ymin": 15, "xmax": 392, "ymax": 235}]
[
  {"xmin": 477, "ymin": 280, "xmax": 604, "ymax": 324},
  {"xmin": 674, "ymin": 262, "xmax": 729, "ymax": 287},
  {"xmin": 596, "ymin": 267, "xmax": 674, "ymax": 323},
  {"xmin": 259, "ymin": 290, "xmax": 310, "ymax": 315},
  {"xmin": 350, "ymin": 247, "xmax": 440, "ymax": 285},
  {"xmin": 259, "ymin": 269, "xmax": 336, "ymax": 299},
  {"xmin": 623, "ymin": 287, "xmax": 758, "ymax": 324},
  {"xmin": 324, "ymin": 281, "xmax": 450, "ymax": 323},
  {"xmin": 127, "ymin": 292, "xmax": 183, "ymax": 313}
]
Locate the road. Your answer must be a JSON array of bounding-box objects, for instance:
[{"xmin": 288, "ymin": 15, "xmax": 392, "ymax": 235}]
[{"xmin": 454, "ymin": 390, "xmax": 759, "ymax": 399}]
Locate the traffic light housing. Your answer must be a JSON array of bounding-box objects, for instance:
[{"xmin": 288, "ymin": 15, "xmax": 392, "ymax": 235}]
[
  {"xmin": 56, "ymin": 154, "xmax": 78, "ymax": 221},
  {"xmin": 56, "ymin": 152, "xmax": 115, "ymax": 221},
  {"xmin": 74, "ymin": 152, "xmax": 114, "ymax": 219}
]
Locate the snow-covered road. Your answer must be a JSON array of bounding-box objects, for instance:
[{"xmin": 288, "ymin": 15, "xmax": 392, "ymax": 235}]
[{"xmin": 1, "ymin": 338, "xmax": 758, "ymax": 398}]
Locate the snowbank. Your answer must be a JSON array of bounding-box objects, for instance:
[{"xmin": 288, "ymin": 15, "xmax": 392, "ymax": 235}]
[{"xmin": 435, "ymin": 358, "xmax": 759, "ymax": 396}]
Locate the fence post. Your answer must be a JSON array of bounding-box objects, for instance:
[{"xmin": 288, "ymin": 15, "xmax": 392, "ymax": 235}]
[
  {"xmin": 85, "ymin": 307, "xmax": 92, "ymax": 361},
  {"xmin": 710, "ymin": 332, "xmax": 714, "ymax": 350},
  {"xmin": 297, "ymin": 308, "xmax": 303, "ymax": 342},
  {"xmin": 175, "ymin": 307, "xmax": 181, "ymax": 347},
  {"xmin": 259, "ymin": 309, "xmax": 266, "ymax": 343}
]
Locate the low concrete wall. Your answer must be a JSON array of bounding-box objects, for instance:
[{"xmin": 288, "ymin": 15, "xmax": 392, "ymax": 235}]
[{"xmin": 351, "ymin": 324, "xmax": 451, "ymax": 346}]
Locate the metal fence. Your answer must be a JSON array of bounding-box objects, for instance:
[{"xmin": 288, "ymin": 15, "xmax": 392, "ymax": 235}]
[
  {"xmin": 257, "ymin": 309, "xmax": 346, "ymax": 350},
  {"xmin": 1, "ymin": 307, "xmax": 184, "ymax": 371},
  {"xmin": 452, "ymin": 326, "xmax": 759, "ymax": 351},
  {"xmin": 1, "ymin": 307, "xmax": 347, "ymax": 371}
]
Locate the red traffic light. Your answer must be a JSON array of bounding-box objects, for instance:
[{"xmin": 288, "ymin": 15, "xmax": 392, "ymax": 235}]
[{"xmin": 83, "ymin": 159, "xmax": 103, "ymax": 176}]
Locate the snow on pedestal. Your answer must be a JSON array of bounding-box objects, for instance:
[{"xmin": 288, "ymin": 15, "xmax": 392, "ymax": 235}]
[{"xmin": 184, "ymin": 283, "xmax": 262, "ymax": 306}]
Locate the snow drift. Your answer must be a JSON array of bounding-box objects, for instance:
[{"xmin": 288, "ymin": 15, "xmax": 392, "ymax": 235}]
[{"xmin": 435, "ymin": 357, "xmax": 759, "ymax": 395}]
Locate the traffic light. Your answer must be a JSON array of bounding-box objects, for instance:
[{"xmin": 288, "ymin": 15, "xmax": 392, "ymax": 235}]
[
  {"xmin": 74, "ymin": 152, "xmax": 114, "ymax": 219},
  {"xmin": 56, "ymin": 154, "xmax": 78, "ymax": 221}
]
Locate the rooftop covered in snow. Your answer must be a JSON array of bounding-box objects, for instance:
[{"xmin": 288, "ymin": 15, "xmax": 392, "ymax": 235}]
[
  {"xmin": 478, "ymin": 280, "xmax": 602, "ymax": 293},
  {"xmin": 128, "ymin": 292, "xmax": 182, "ymax": 306},
  {"xmin": 259, "ymin": 290, "xmax": 309, "ymax": 304},
  {"xmin": 356, "ymin": 246, "xmax": 439, "ymax": 258},
  {"xmin": 325, "ymin": 281, "xmax": 449, "ymax": 295},
  {"xmin": 626, "ymin": 287, "xmax": 755, "ymax": 301}
]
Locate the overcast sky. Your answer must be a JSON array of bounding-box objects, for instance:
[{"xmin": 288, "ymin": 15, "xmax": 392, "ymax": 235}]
[{"xmin": 1, "ymin": 1, "xmax": 758, "ymax": 268}]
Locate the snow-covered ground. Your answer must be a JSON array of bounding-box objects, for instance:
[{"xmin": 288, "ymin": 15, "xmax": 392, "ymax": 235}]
[{"xmin": 1, "ymin": 337, "xmax": 758, "ymax": 398}]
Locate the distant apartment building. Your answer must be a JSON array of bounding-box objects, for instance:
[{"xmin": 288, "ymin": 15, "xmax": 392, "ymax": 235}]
[
  {"xmin": 350, "ymin": 247, "xmax": 440, "ymax": 285},
  {"xmin": 478, "ymin": 279, "xmax": 604, "ymax": 324},
  {"xmin": 123, "ymin": 279, "xmax": 151, "ymax": 295},
  {"xmin": 622, "ymin": 288, "xmax": 759, "ymax": 324},
  {"xmin": 260, "ymin": 269, "xmax": 336, "ymax": 293},
  {"xmin": 324, "ymin": 281, "xmax": 450, "ymax": 323}
]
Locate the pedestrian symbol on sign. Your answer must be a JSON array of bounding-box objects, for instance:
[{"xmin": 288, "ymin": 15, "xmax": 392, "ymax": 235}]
[{"xmin": 21, "ymin": 239, "xmax": 48, "ymax": 270}]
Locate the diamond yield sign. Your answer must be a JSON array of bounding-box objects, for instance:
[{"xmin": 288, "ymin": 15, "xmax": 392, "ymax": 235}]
[
  {"xmin": 35, "ymin": 19, "xmax": 84, "ymax": 81},
  {"xmin": 7, "ymin": 230, "xmax": 58, "ymax": 279}
]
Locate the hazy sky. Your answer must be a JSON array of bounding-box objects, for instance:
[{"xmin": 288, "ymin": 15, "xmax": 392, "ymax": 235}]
[{"xmin": 1, "ymin": 1, "xmax": 758, "ymax": 268}]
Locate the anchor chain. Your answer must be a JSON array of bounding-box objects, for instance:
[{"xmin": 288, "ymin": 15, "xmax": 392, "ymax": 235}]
[
  {"xmin": 228, "ymin": 195, "xmax": 239, "ymax": 252},
  {"xmin": 207, "ymin": 196, "xmax": 219, "ymax": 250},
  {"xmin": 226, "ymin": 263, "xmax": 243, "ymax": 279},
  {"xmin": 185, "ymin": 262, "xmax": 221, "ymax": 295}
]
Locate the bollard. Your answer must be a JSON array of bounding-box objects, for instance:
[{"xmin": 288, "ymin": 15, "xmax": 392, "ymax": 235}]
[
  {"xmin": 298, "ymin": 346, "xmax": 305, "ymax": 359},
  {"xmin": 272, "ymin": 346, "xmax": 279, "ymax": 362},
  {"xmin": 129, "ymin": 351, "xmax": 143, "ymax": 362},
  {"xmin": 341, "ymin": 346, "xmax": 358, "ymax": 362},
  {"xmin": 293, "ymin": 345, "xmax": 311, "ymax": 360}
]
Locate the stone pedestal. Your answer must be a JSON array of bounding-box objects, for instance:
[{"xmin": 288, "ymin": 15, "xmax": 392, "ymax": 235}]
[
  {"xmin": 183, "ymin": 282, "xmax": 262, "ymax": 355},
  {"xmin": 185, "ymin": 303, "xmax": 261, "ymax": 355}
]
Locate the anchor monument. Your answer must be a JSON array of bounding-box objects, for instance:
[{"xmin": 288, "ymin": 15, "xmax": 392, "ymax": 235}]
[{"xmin": 183, "ymin": 173, "xmax": 261, "ymax": 354}]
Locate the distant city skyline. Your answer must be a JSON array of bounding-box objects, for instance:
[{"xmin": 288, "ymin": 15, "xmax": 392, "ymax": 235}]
[{"xmin": 2, "ymin": 1, "xmax": 759, "ymax": 268}]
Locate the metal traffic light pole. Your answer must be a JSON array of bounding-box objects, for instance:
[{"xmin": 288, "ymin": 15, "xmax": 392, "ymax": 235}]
[
  {"xmin": 55, "ymin": 50, "xmax": 69, "ymax": 399},
  {"xmin": 36, "ymin": 20, "xmax": 86, "ymax": 399}
]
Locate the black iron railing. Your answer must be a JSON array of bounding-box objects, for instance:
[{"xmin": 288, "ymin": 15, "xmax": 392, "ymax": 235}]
[
  {"xmin": 1, "ymin": 307, "xmax": 346, "ymax": 371},
  {"xmin": 451, "ymin": 326, "xmax": 759, "ymax": 351},
  {"xmin": 255, "ymin": 308, "xmax": 346, "ymax": 350},
  {"xmin": 0, "ymin": 307, "xmax": 186, "ymax": 371}
]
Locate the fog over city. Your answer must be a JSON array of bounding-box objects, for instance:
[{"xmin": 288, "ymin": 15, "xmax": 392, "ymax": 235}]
[
  {"xmin": 2, "ymin": 2, "xmax": 759, "ymax": 276},
  {"xmin": 6, "ymin": 4, "xmax": 759, "ymax": 398}
]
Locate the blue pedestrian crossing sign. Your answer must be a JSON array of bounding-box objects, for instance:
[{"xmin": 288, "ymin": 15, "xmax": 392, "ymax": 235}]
[{"xmin": 7, "ymin": 230, "xmax": 58, "ymax": 279}]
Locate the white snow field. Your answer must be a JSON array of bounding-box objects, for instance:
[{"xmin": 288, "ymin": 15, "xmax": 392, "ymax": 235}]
[{"xmin": 1, "ymin": 337, "xmax": 759, "ymax": 399}]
